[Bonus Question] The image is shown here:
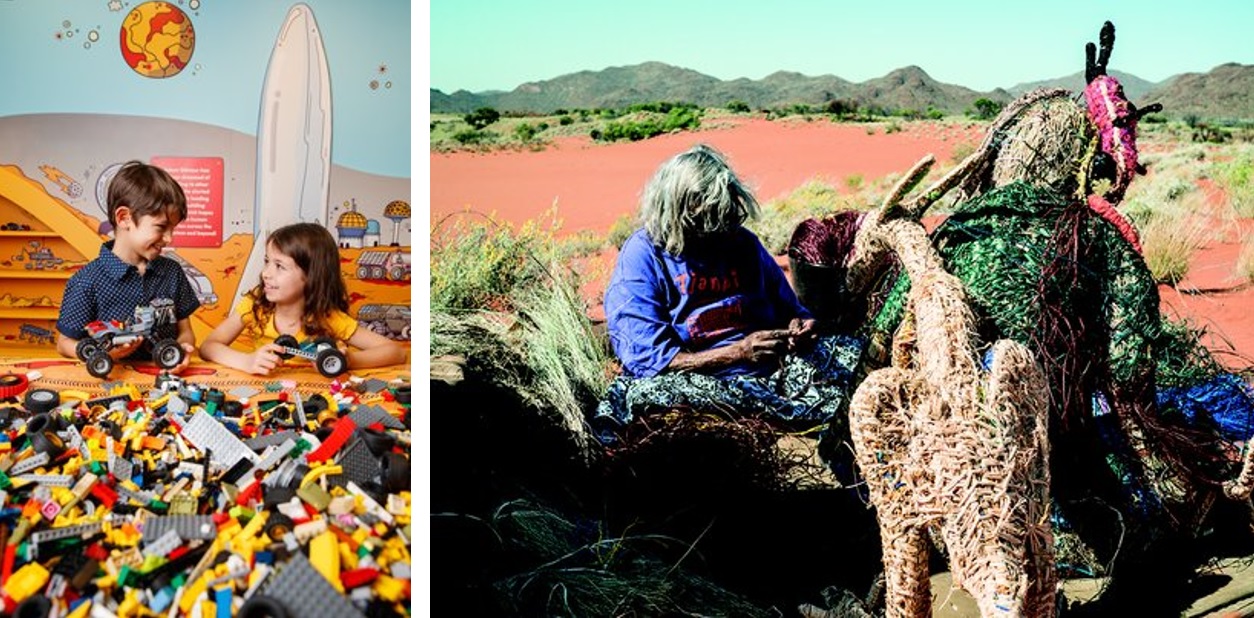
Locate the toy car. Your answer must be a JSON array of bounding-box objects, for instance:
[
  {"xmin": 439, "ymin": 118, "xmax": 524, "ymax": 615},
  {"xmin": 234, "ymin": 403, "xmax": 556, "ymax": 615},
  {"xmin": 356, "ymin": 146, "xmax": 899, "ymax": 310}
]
[
  {"xmin": 75, "ymin": 299, "xmax": 186, "ymax": 379},
  {"xmin": 272, "ymin": 335, "xmax": 347, "ymax": 378}
]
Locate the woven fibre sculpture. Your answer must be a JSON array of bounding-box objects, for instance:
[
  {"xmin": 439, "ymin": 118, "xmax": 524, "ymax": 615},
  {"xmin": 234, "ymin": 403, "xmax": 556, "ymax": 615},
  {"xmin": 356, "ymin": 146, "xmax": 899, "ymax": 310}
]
[{"xmin": 846, "ymin": 157, "xmax": 1056, "ymax": 618}]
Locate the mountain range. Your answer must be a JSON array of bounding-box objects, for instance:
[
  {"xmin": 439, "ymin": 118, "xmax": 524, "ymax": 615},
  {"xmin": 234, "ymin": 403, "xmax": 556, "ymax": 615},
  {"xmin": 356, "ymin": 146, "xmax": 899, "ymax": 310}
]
[{"xmin": 432, "ymin": 61, "xmax": 1254, "ymax": 120}]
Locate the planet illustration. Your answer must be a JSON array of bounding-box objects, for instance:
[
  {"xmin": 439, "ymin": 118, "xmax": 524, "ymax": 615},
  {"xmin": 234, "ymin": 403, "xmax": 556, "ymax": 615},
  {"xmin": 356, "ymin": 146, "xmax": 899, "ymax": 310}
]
[{"xmin": 119, "ymin": 1, "xmax": 195, "ymax": 78}]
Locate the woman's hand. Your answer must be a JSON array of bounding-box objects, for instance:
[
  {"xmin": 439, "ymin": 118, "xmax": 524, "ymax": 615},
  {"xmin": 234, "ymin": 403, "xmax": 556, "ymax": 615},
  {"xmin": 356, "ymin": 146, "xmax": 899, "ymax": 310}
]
[
  {"xmin": 788, "ymin": 318, "xmax": 818, "ymax": 353},
  {"xmin": 245, "ymin": 343, "xmax": 285, "ymax": 375},
  {"xmin": 738, "ymin": 329, "xmax": 790, "ymax": 364}
]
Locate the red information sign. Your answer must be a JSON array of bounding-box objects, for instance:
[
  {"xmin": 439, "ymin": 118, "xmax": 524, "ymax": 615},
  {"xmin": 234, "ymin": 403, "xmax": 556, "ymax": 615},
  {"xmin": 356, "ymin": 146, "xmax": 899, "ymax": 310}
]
[{"xmin": 151, "ymin": 156, "xmax": 224, "ymax": 248}]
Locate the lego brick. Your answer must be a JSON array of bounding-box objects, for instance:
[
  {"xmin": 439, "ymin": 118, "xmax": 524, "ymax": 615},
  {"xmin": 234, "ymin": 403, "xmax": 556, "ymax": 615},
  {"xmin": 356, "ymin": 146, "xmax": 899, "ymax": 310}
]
[
  {"xmin": 260, "ymin": 553, "xmax": 363, "ymax": 618},
  {"xmin": 329, "ymin": 437, "xmax": 380, "ymax": 490},
  {"xmin": 180, "ymin": 411, "xmax": 259, "ymax": 471},
  {"xmin": 143, "ymin": 529, "xmax": 181, "ymax": 558},
  {"xmin": 141, "ymin": 515, "xmax": 217, "ymax": 542},
  {"xmin": 346, "ymin": 404, "xmax": 404, "ymax": 431},
  {"xmin": 245, "ymin": 431, "xmax": 299, "ymax": 452}
]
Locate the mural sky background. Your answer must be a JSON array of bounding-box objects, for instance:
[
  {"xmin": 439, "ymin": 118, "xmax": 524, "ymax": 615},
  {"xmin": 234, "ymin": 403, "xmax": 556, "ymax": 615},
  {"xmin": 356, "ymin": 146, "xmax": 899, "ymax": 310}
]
[{"xmin": 0, "ymin": 0, "xmax": 412, "ymax": 179}]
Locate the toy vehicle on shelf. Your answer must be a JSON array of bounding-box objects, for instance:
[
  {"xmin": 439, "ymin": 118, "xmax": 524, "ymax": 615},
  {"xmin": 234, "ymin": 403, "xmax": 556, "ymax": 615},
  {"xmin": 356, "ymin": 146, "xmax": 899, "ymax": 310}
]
[
  {"xmin": 75, "ymin": 299, "xmax": 186, "ymax": 378},
  {"xmin": 273, "ymin": 334, "xmax": 347, "ymax": 378}
]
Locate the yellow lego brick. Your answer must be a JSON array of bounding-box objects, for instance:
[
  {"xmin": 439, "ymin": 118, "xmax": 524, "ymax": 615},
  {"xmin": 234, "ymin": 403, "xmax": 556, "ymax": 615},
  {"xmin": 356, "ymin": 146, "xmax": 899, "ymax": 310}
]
[
  {"xmin": 309, "ymin": 530, "xmax": 343, "ymax": 593},
  {"xmin": 373, "ymin": 574, "xmax": 407, "ymax": 603},
  {"xmin": 117, "ymin": 588, "xmax": 143, "ymax": 617},
  {"xmin": 178, "ymin": 574, "xmax": 209, "ymax": 615},
  {"xmin": 338, "ymin": 542, "xmax": 358, "ymax": 571},
  {"xmin": 3, "ymin": 562, "xmax": 50, "ymax": 603}
]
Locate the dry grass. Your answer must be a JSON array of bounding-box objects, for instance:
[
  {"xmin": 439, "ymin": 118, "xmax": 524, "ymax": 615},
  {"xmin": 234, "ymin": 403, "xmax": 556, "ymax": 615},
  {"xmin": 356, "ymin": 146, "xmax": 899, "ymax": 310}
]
[
  {"xmin": 1139, "ymin": 208, "xmax": 1212, "ymax": 285},
  {"xmin": 1238, "ymin": 235, "xmax": 1254, "ymax": 284}
]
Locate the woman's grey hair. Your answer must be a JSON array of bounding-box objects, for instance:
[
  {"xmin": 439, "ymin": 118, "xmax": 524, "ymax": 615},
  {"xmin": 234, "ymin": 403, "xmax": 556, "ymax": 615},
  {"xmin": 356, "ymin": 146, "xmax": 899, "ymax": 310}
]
[{"xmin": 640, "ymin": 144, "xmax": 759, "ymax": 255}]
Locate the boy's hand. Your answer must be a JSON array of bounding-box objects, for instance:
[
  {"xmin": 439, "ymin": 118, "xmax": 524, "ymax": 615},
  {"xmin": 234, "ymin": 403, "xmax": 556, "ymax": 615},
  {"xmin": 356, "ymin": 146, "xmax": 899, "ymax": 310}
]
[
  {"xmin": 167, "ymin": 343, "xmax": 196, "ymax": 375},
  {"xmin": 245, "ymin": 343, "xmax": 285, "ymax": 375},
  {"xmin": 109, "ymin": 337, "xmax": 143, "ymax": 360}
]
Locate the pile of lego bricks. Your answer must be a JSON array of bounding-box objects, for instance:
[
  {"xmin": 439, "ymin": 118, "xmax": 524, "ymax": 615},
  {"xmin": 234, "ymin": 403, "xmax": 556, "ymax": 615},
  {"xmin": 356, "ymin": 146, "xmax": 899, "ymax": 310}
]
[{"xmin": 0, "ymin": 369, "xmax": 413, "ymax": 617}]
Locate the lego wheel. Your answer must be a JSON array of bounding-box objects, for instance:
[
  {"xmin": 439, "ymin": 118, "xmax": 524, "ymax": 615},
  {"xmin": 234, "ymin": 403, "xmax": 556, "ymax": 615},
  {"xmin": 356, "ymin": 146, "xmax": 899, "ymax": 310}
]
[
  {"xmin": 264, "ymin": 512, "xmax": 295, "ymax": 540},
  {"xmin": 86, "ymin": 352, "xmax": 114, "ymax": 379},
  {"xmin": 315, "ymin": 348, "xmax": 347, "ymax": 378},
  {"xmin": 273, "ymin": 334, "xmax": 299, "ymax": 359},
  {"xmin": 236, "ymin": 595, "xmax": 290, "ymax": 618},
  {"xmin": 23, "ymin": 391, "xmax": 59, "ymax": 416},
  {"xmin": 75, "ymin": 338, "xmax": 101, "ymax": 362},
  {"xmin": 154, "ymin": 340, "xmax": 186, "ymax": 369},
  {"xmin": 0, "ymin": 373, "xmax": 29, "ymax": 400}
]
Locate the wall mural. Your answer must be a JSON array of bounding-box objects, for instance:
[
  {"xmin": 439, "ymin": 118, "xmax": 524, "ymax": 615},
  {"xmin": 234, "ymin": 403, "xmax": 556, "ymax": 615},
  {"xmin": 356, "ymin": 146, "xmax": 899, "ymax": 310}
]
[{"xmin": 0, "ymin": 0, "xmax": 411, "ymax": 354}]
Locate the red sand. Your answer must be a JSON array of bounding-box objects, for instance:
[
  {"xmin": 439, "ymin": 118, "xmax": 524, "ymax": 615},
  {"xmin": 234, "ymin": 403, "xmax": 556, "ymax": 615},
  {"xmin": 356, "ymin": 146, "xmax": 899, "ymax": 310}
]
[
  {"xmin": 431, "ymin": 120, "xmax": 1254, "ymax": 366},
  {"xmin": 431, "ymin": 118, "xmax": 984, "ymax": 236}
]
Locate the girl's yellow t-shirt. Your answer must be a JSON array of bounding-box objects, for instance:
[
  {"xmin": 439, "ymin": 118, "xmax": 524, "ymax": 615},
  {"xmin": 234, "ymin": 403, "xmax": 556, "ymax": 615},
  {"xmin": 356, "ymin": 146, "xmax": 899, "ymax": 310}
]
[{"xmin": 234, "ymin": 295, "xmax": 359, "ymax": 353}]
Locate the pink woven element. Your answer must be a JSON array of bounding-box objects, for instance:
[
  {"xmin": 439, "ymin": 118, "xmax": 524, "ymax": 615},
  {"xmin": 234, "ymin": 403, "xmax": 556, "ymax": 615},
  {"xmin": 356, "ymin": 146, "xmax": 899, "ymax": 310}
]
[
  {"xmin": 1086, "ymin": 193, "xmax": 1142, "ymax": 254},
  {"xmin": 1084, "ymin": 75, "xmax": 1141, "ymax": 203}
]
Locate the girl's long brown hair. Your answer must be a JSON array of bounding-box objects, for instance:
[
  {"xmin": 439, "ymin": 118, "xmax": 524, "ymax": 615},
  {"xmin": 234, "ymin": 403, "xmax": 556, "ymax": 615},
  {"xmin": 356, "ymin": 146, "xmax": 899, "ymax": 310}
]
[{"xmin": 247, "ymin": 223, "xmax": 349, "ymax": 339}]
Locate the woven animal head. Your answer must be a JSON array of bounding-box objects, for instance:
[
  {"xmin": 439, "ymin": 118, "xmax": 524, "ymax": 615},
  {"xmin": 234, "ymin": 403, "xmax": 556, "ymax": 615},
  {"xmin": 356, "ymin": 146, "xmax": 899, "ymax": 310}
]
[
  {"xmin": 845, "ymin": 156, "xmax": 936, "ymax": 293},
  {"xmin": 1083, "ymin": 21, "xmax": 1162, "ymax": 203}
]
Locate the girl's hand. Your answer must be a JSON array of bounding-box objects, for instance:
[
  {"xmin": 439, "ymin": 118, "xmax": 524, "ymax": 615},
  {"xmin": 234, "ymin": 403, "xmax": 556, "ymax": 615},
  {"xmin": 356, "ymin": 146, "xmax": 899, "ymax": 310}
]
[
  {"xmin": 246, "ymin": 344, "xmax": 285, "ymax": 375},
  {"xmin": 167, "ymin": 343, "xmax": 196, "ymax": 375}
]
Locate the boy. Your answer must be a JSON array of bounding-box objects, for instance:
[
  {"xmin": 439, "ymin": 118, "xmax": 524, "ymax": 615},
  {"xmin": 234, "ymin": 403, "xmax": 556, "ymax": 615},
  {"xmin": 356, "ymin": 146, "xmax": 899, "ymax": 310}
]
[{"xmin": 56, "ymin": 161, "xmax": 201, "ymax": 373}]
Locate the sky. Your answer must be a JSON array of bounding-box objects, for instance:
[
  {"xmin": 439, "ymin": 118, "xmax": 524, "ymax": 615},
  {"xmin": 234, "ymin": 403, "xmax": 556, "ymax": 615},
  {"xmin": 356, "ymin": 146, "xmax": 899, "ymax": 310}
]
[
  {"xmin": 0, "ymin": 0, "xmax": 411, "ymax": 178},
  {"xmin": 430, "ymin": 0, "xmax": 1254, "ymax": 94}
]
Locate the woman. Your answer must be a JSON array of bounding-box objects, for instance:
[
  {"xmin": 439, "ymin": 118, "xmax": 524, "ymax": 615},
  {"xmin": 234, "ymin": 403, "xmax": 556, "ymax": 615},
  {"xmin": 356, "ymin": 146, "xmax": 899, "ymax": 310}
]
[{"xmin": 594, "ymin": 144, "xmax": 863, "ymax": 448}]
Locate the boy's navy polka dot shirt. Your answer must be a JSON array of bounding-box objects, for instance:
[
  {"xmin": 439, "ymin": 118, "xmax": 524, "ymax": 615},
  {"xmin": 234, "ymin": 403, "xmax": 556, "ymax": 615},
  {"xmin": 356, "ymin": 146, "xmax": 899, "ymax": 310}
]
[{"xmin": 57, "ymin": 241, "xmax": 201, "ymax": 358}]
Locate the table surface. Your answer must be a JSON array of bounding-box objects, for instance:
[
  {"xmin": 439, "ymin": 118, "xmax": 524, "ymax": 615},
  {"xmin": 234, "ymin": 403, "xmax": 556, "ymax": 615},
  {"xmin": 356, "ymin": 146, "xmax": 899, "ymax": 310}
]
[{"xmin": 0, "ymin": 355, "xmax": 411, "ymax": 394}]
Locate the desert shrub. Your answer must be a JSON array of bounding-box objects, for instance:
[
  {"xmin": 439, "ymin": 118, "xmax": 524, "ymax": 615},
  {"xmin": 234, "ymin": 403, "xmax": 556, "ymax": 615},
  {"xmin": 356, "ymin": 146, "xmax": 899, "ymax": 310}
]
[
  {"xmin": 1138, "ymin": 209, "xmax": 1211, "ymax": 285},
  {"xmin": 747, "ymin": 179, "xmax": 853, "ymax": 255},
  {"xmin": 453, "ymin": 129, "xmax": 496, "ymax": 145},
  {"xmin": 969, "ymin": 98, "xmax": 1003, "ymax": 120},
  {"xmin": 595, "ymin": 108, "xmax": 701, "ymax": 142},
  {"xmin": 465, "ymin": 107, "xmax": 501, "ymax": 130},
  {"xmin": 431, "ymin": 215, "xmax": 562, "ymax": 314},
  {"xmin": 514, "ymin": 123, "xmax": 537, "ymax": 142},
  {"xmin": 727, "ymin": 99, "xmax": 750, "ymax": 113},
  {"xmin": 950, "ymin": 141, "xmax": 977, "ymax": 164},
  {"xmin": 844, "ymin": 173, "xmax": 864, "ymax": 192},
  {"xmin": 1215, "ymin": 147, "xmax": 1254, "ymax": 217},
  {"xmin": 559, "ymin": 115, "xmax": 574, "ymax": 126},
  {"xmin": 884, "ymin": 121, "xmax": 902, "ymax": 134},
  {"xmin": 607, "ymin": 213, "xmax": 639, "ymax": 248}
]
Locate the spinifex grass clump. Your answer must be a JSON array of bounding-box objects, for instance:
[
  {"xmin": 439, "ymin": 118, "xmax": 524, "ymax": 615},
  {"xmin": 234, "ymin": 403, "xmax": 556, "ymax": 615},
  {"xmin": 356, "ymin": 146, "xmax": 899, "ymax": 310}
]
[
  {"xmin": 431, "ymin": 212, "xmax": 616, "ymax": 460},
  {"xmin": 1215, "ymin": 146, "xmax": 1254, "ymax": 218}
]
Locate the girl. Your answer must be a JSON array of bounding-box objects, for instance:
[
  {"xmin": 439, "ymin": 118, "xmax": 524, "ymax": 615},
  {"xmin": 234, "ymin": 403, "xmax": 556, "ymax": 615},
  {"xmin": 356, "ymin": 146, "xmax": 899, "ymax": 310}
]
[{"xmin": 200, "ymin": 223, "xmax": 407, "ymax": 375}]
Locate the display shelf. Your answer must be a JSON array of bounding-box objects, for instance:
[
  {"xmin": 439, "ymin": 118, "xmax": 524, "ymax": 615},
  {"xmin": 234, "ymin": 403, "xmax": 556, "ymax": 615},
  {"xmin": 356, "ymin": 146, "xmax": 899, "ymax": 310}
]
[
  {"xmin": 0, "ymin": 270, "xmax": 73, "ymax": 280},
  {"xmin": 0, "ymin": 307, "xmax": 58, "ymax": 320}
]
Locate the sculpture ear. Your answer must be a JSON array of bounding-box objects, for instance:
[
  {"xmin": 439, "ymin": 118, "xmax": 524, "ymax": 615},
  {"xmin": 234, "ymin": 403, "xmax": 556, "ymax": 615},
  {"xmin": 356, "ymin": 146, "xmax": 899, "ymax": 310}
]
[{"xmin": 1085, "ymin": 21, "xmax": 1116, "ymax": 83}]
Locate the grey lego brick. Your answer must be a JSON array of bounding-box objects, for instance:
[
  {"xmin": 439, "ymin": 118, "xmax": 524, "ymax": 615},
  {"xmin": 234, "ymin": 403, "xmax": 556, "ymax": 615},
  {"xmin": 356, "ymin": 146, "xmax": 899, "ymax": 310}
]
[
  {"xmin": 142, "ymin": 515, "xmax": 217, "ymax": 542},
  {"xmin": 361, "ymin": 379, "xmax": 388, "ymax": 394},
  {"xmin": 230, "ymin": 386, "xmax": 260, "ymax": 399},
  {"xmin": 180, "ymin": 410, "xmax": 259, "ymax": 470},
  {"xmin": 345, "ymin": 404, "xmax": 404, "ymax": 431},
  {"xmin": 261, "ymin": 552, "xmax": 364, "ymax": 618},
  {"xmin": 329, "ymin": 437, "xmax": 379, "ymax": 490},
  {"xmin": 245, "ymin": 430, "xmax": 300, "ymax": 452}
]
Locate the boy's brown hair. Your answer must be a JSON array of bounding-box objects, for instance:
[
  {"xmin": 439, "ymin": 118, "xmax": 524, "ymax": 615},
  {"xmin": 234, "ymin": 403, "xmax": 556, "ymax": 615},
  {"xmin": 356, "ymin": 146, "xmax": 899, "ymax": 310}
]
[
  {"xmin": 247, "ymin": 223, "xmax": 350, "ymax": 339},
  {"xmin": 106, "ymin": 161, "xmax": 188, "ymax": 227}
]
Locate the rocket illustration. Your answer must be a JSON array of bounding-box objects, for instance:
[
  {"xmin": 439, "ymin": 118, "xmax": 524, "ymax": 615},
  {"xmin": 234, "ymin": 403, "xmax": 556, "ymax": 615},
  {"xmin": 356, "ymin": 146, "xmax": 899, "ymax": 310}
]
[{"xmin": 234, "ymin": 3, "xmax": 332, "ymax": 310}]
